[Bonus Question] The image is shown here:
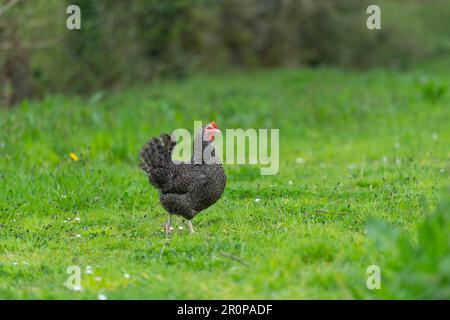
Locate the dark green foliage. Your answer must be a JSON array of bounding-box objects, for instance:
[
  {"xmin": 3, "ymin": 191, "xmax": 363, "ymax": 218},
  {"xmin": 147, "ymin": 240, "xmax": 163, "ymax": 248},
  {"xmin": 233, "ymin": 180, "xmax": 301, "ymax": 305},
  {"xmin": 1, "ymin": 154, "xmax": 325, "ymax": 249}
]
[
  {"xmin": 367, "ymin": 196, "xmax": 450, "ymax": 299},
  {"xmin": 64, "ymin": 0, "xmax": 109, "ymax": 92},
  {"xmin": 418, "ymin": 78, "xmax": 447, "ymax": 103}
]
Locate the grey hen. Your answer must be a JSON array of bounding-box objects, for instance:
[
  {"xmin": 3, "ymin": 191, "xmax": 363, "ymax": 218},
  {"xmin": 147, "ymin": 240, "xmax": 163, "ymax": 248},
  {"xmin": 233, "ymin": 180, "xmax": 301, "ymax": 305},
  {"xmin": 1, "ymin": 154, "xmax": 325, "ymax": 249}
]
[{"xmin": 139, "ymin": 121, "xmax": 226, "ymax": 233}]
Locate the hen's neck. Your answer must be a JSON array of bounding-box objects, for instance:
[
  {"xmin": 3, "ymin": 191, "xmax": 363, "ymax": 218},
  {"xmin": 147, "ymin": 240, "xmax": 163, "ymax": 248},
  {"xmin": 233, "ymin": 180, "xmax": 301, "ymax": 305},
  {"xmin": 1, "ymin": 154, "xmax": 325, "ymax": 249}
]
[{"xmin": 191, "ymin": 132, "xmax": 216, "ymax": 164}]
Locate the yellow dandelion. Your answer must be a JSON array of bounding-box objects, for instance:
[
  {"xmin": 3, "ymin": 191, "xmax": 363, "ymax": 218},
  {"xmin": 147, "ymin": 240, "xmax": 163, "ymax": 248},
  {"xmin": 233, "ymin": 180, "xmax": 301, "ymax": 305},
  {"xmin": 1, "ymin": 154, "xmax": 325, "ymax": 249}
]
[{"xmin": 69, "ymin": 152, "xmax": 79, "ymax": 161}]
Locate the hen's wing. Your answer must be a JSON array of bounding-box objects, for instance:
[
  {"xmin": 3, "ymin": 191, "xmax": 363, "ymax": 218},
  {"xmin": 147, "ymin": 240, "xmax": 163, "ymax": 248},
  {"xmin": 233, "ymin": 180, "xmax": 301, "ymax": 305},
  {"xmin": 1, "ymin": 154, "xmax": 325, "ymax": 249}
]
[{"xmin": 162, "ymin": 164, "xmax": 208, "ymax": 194}]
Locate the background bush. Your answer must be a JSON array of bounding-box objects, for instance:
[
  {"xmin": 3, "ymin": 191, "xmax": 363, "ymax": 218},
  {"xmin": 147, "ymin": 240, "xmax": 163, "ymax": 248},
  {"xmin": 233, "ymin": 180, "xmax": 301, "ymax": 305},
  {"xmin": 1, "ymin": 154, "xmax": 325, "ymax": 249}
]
[{"xmin": 1, "ymin": 0, "xmax": 449, "ymax": 106}]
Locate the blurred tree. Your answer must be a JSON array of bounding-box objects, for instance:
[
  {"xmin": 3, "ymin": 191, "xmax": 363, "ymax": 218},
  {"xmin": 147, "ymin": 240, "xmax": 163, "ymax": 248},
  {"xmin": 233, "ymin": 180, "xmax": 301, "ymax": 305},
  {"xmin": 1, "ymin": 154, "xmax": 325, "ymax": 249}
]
[
  {"xmin": 0, "ymin": 0, "xmax": 448, "ymax": 107},
  {"xmin": 0, "ymin": 0, "xmax": 34, "ymax": 106}
]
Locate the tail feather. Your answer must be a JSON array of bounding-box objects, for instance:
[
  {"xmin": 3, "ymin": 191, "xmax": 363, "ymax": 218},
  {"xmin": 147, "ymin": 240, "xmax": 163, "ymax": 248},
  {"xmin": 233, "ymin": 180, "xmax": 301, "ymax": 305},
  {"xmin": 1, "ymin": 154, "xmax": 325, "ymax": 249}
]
[{"xmin": 139, "ymin": 133, "xmax": 177, "ymax": 189}]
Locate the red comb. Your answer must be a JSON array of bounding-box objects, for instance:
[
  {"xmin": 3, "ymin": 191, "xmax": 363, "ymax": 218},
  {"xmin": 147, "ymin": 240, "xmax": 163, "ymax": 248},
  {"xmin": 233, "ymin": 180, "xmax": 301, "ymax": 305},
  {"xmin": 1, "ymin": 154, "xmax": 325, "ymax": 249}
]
[{"xmin": 209, "ymin": 121, "xmax": 218, "ymax": 129}]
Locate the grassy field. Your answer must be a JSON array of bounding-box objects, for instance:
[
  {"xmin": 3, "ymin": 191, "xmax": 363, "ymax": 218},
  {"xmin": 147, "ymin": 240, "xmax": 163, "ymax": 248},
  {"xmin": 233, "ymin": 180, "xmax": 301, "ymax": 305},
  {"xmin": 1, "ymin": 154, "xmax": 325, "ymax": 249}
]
[{"xmin": 0, "ymin": 67, "xmax": 449, "ymax": 299}]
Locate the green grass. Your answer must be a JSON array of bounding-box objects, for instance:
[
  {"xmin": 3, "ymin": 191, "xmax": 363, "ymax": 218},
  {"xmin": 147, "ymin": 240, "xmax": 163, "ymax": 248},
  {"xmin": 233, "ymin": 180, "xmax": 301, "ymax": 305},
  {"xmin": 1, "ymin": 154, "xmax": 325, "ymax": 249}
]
[{"xmin": 0, "ymin": 67, "xmax": 449, "ymax": 299}]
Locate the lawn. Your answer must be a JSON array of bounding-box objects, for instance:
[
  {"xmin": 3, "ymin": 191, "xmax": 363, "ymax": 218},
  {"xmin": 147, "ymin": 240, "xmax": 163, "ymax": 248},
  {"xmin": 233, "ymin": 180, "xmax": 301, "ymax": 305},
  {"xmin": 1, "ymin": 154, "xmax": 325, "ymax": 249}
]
[{"xmin": 0, "ymin": 67, "xmax": 448, "ymax": 299}]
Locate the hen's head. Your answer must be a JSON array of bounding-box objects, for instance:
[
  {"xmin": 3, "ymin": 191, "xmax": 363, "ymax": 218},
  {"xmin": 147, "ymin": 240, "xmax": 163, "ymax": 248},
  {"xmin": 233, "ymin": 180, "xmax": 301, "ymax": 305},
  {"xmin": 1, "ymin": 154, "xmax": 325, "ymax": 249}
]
[{"xmin": 204, "ymin": 121, "xmax": 220, "ymax": 142}]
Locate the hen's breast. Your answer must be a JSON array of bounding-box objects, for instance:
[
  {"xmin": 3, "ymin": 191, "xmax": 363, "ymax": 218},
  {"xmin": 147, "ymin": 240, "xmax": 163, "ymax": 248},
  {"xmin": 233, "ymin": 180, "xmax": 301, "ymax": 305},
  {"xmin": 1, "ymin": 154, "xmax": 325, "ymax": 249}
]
[{"xmin": 193, "ymin": 164, "xmax": 226, "ymax": 212}]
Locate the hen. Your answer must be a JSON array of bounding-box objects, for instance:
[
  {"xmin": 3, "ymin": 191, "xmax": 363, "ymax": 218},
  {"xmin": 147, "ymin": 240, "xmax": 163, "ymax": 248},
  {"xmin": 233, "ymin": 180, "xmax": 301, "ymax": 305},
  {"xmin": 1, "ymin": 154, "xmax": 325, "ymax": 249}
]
[{"xmin": 139, "ymin": 121, "xmax": 226, "ymax": 234}]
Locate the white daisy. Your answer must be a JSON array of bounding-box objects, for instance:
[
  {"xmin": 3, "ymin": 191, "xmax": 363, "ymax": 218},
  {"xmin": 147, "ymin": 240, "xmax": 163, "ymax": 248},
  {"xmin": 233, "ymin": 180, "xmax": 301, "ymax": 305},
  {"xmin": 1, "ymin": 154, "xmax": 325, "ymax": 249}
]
[
  {"xmin": 432, "ymin": 133, "xmax": 438, "ymax": 141},
  {"xmin": 98, "ymin": 294, "xmax": 107, "ymax": 300},
  {"xmin": 85, "ymin": 266, "xmax": 93, "ymax": 274},
  {"xmin": 73, "ymin": 285, "xmax": 83, "ymax": 292}
]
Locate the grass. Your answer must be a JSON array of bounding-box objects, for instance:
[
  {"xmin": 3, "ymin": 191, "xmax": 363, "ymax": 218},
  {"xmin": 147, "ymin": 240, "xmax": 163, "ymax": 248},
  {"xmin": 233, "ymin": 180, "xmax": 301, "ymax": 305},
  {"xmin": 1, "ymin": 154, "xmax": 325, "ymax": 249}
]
[{"xmin": 0, "ymin": 66, "xmax": 449, "ymax": 299}]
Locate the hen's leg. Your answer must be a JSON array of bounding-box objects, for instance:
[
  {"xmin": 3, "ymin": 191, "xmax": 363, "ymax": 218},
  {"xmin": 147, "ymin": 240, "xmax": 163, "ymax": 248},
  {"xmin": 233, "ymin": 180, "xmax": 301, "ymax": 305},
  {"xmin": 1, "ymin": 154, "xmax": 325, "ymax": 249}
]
[
  {"xmin": 164, "ymin": 213, "xmax": 171, "ymax": 235},
  {"xmin": 187, "ymin": 220, "xmax": 195, "ymax": 234}
]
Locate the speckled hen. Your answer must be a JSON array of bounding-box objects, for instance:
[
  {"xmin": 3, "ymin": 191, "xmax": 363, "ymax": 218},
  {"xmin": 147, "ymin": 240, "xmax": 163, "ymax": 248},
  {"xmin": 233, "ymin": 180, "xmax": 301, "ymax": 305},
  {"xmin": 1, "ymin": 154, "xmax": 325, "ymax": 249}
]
[{"xmin": 139, "ymin": 122, "xmax": 226, "ymax": 233}]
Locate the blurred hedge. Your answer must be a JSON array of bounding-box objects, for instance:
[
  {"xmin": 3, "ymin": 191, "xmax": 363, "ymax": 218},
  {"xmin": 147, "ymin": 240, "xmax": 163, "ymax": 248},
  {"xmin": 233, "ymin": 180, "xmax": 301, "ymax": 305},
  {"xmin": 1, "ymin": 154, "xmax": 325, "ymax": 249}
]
[{"xmin": 1, "ymin": 0, "xmax": 449, "ymax": 106}]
